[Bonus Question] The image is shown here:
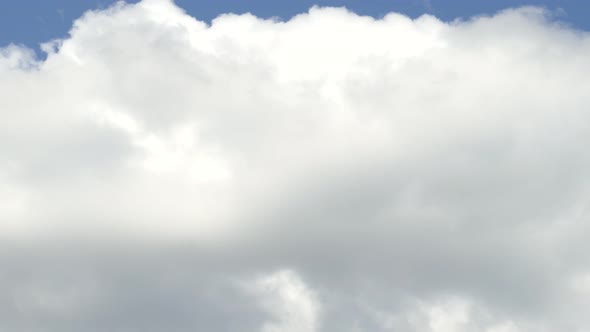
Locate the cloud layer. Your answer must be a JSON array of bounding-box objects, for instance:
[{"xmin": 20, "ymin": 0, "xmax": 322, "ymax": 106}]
[{"xmin": 2, "ymin": 0, "xmax": 590, "ymax": 330}]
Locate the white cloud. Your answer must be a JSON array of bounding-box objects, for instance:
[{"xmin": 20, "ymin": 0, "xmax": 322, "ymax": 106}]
[
  {"xmin": 1, "ymin": 0, "xmax": 590, "ymax": 330},
  {"xmin": 245, "ymin": 269, "xmax": 321, "ymax": 332}
]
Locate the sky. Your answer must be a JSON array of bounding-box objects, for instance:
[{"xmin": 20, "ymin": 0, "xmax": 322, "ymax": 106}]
[
  {"xmin": 2, "ymin": 0, "xmax": 590, "ymax": 331},
  {"xmin": 2, "ymin": 0, "xmax": 590, "ymax": 55}
]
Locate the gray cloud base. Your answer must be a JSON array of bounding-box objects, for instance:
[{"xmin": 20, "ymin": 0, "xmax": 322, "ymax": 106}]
[{"xmin": 1, "ymin": 0, "xmax": 590, "ymax": 331}]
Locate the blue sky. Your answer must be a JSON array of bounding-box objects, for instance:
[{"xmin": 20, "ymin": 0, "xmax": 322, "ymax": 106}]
[{"xmin": 1, "ymin": 0, "xmax": 589, "ymax": 55}]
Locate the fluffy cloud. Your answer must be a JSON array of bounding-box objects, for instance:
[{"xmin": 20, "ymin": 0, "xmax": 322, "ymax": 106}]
[{"xmin": 2, "ymin": 0, "xmax": 590, "ymax": 330}]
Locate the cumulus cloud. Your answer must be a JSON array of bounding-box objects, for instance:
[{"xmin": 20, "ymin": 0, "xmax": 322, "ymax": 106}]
[{"xmin": 2, "ymin": 0, "xmax": 590, "ymax": 330}]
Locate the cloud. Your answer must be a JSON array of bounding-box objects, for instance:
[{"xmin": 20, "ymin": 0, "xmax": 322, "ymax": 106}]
[
  {"xmin": 245, "ymin": 269, "xmax": 321, "ymax": 332},
  {"xmin": 1, "ymin": 0, "xmax": 590, "ymax": 330}
]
